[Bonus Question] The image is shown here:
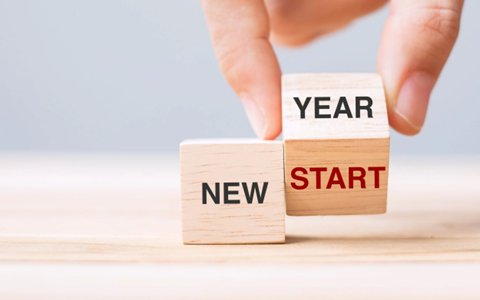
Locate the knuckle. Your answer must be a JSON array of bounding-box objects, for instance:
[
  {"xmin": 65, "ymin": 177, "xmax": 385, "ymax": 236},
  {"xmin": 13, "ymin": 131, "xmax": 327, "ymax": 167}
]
[
  {"xmin": 216, "ymin": 37, "xmax": 263, "ymax": 82},
  {"xmin": 215, "ymin": 31, "xmax": 243, "ymax": 70},
  {"xmin": 213, "ymin": 28, "xmax": 251, "ymax": 75},
  {"xmin": 217, "ymin": 44, "xmax": 247, "ymax": 81},
  {"xmin": 416, "ymin": 6, "xmax": 462, "ymax": 43}
]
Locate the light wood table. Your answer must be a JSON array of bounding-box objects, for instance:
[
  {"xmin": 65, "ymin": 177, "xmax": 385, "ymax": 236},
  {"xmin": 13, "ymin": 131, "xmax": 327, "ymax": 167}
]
[{"xmin": 1, "ymin": 153, "xmax": 479, "ymax": 299}]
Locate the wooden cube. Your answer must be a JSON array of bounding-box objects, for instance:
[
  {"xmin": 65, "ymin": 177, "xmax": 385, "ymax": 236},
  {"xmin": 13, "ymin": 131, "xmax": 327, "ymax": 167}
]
[
  {"xmin": 180, "ymin": 139, "xmax": 285, "ymax": 244},
  {"xmin": 282, "ymin": 74, "xmax": 390, "ymax": 216}
]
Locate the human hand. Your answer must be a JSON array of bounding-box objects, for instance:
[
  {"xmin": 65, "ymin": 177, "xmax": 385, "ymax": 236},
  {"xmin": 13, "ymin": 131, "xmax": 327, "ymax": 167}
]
[{"xmin": 200, "ymin": 0, "xmax": 464, "ymax": 138}]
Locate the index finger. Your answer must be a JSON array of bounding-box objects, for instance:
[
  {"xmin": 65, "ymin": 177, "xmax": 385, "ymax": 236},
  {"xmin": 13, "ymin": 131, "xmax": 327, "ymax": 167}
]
[{"xmin": 200, "ymin": 0, "xmax": 282, "ymax": 139}]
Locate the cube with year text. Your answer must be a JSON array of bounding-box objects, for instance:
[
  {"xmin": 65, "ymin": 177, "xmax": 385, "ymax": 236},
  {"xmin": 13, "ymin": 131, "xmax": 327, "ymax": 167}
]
[
  {"xmin": 181, "ymin": 139, "xmax": 285, "ymax": 244},
  {"xmin": 282, "ymin": 73, "xmax": 390, "ymax": 216}
]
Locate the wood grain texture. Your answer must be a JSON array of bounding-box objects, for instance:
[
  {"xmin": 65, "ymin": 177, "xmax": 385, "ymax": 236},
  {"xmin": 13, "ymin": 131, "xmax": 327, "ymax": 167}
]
[
  {"xmin": 282, "ymin": 73, "xmax": 390, "ymax": 216},
  {"xmin": 282, "ymin": 73, "xmax": 389, "ymax": 140},
  {"xmin": 1, "ymin": 154, "xmax": 480, "ymax": 299},
  {"xmin": 0, "ymin": 154, "xmax": 479, "ymax": 264},
  {"xmin": 285, "ymin": 138, "xmax": 389, "ymax": 215},
  {"xmin": 180, "ymin": 139, "xmax": 285, "ymax": 244}
]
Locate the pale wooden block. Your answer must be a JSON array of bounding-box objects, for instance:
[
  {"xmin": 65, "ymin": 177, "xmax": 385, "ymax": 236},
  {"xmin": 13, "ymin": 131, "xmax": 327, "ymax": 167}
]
[
  {"xmin": 282, "ymin": 73, "xmax": 390, "ymax": 216},
  {"xmin": 180, "ymin": 139, "xmax": 285, "ymax": 244}
]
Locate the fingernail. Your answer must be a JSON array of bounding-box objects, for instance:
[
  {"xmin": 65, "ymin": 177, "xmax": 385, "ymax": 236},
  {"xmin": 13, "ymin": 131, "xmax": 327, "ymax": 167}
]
[
  {"xmin": 240, "ymin": 95, "xmax": 268, "ymax": 139},
  {"xmin": 395, "ymin": 72, "xmax": 436, "ymax": 131}
]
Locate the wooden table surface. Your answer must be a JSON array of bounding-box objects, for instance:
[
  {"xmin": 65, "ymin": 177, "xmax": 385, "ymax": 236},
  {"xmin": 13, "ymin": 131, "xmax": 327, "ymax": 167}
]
[{"xmin": 1, "ymin": 153, "xmax": 480, "ymax": 299}]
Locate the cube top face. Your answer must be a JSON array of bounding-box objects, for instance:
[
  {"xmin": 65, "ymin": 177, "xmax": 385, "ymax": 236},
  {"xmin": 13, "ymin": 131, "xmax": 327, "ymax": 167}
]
[
  {"xmin": 282, "ymin": 73, "xmax": 390, "ymax": 216},
  {"xmin": 180, "ymin": 138, "xmax": 275, "ymax": 145},
  {"xmin": 181, "ymin": 139, "xmax": 285, "ymax": 244},
  {"xmin": 282, "ymin": 73, "xmax": 390, "ymax": 140}
]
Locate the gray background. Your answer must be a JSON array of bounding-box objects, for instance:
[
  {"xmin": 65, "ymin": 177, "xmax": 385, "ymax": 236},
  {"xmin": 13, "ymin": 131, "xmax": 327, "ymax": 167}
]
[{"xmin": 0, "ymin": 1, "xmax": 478, "ymax": 154}]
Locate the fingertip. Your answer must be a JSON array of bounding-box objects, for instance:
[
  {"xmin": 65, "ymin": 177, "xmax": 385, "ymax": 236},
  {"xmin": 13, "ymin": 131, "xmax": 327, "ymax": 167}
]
[
  {"xmin": 384, "ymin": 72, "xmax": 435, "ymax": 136},
  {"xmin": 241, "ymin": 96, "xmax": 268, "ymax": 139},
  {"xmin": 388, "ymin": 108, "xmax": 422, "ymax": 136},
  {"xmin": 241, "ymin": 94, "xmax": 282, "ymax": 140},
  {"xmin": 263, "ymin": 117, "xmax": 282, "ymax": 140}
]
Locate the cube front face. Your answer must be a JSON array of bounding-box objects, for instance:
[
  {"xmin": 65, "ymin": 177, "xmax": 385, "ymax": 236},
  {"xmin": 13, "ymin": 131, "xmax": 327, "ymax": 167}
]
[
  {"xmin": 285, "ymin": 138, "xmax": 389, "ymax": 216},
  {"xmin": 282, "ymin": 73, "xmax": 390, "ymax": 216},
  {"xmin": 181, "ymin": 139, "xmax": 285, "ymax": 244}
]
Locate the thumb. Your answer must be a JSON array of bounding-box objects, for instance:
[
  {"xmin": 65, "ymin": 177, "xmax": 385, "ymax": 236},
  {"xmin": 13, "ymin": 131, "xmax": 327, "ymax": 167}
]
[{"xmin": 378, "ymin": 0, "xmax": 464, "ymax": 135}]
